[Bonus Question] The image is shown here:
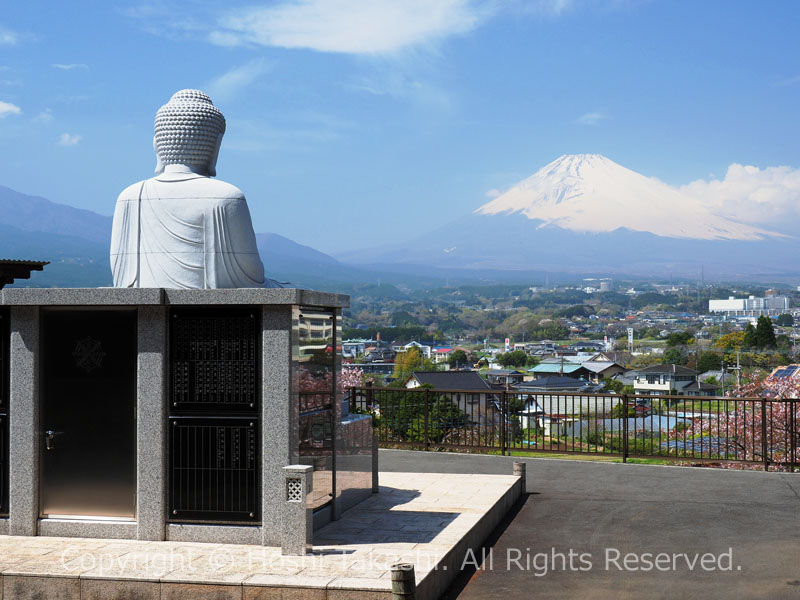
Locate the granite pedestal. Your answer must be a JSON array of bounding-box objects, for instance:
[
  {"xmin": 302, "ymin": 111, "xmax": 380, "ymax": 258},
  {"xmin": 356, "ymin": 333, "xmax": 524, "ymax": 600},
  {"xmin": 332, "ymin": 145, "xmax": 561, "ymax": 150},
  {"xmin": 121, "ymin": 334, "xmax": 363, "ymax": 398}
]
[{"xmin": 0, "ymin": 288, "xmax": 374, "ymax": 546}]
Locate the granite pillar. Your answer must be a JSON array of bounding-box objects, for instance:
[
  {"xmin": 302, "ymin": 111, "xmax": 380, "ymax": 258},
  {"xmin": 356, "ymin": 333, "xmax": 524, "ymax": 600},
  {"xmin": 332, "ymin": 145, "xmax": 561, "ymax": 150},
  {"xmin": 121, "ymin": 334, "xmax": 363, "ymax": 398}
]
[
  {"xmin": 281, "ymin": 464, "xmax": 313, "ymax": 555},
  {"xmin": 261, "ymin": 305, "xmax": 295, "ymax": 546},
  {"xmin": 8, "ymin": 306, "xmax": 39, "ymax": 536},
  {"xmin": 136, "ymin": 306, "xmax": 167, "ymax": 540}
]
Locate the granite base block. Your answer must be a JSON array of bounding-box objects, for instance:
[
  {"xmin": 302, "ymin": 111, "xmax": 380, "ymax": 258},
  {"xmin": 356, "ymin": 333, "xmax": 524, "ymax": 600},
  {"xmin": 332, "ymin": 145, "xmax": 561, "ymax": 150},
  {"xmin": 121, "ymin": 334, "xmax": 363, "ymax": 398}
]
[
  {"xmin": 3, "ymin": 575, "xmax": 81, "ymax": 600},
  {"xmin": 165, "ymin": 524, "xmax": 262, "ymax": 545}
]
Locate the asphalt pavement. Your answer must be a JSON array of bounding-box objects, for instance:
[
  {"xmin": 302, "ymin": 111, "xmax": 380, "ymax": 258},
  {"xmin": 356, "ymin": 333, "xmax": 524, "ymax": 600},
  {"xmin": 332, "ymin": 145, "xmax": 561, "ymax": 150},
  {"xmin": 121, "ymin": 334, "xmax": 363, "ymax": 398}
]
[{"xmin": 379, "ymin": 450, "xmax": 800, "ymax": 600}]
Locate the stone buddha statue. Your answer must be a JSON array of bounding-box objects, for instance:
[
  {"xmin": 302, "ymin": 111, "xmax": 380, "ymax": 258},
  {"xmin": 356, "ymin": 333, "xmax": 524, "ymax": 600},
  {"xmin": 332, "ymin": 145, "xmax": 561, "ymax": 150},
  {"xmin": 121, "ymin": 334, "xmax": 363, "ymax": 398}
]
[{"xmin": 110, "ymin": 89, "xmax": 266, "ymax": 289}]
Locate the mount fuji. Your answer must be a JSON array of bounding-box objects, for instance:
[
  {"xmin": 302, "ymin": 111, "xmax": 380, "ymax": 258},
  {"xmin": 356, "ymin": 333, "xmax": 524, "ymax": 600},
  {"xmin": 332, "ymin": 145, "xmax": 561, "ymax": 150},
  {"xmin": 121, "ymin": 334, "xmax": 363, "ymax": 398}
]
[{"xmin": 342, "ymin": 154, "xmax": 797, "ymax": 278}]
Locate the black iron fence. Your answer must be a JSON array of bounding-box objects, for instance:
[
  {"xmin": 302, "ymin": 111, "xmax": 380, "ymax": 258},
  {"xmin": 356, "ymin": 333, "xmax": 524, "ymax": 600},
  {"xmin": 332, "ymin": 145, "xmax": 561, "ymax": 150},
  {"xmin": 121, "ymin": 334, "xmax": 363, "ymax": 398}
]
[{"xmin": 349, "ymin": 385, "xmax": 799, "ymax": 472}]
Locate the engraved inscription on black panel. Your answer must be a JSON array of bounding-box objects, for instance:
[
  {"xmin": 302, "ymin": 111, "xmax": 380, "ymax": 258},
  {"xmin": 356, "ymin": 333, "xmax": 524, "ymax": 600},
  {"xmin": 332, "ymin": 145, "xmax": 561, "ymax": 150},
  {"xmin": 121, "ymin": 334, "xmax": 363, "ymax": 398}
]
[
  {"xmin": 170, "ymin": 308, "xmax": 259, "ymax": 413},
  {"xmin": 169, "ymin": 418, "xmax": 259, "ymax": 522},
  {"xmin": 168, "ymin": 307, "xmax": 261, "ymax": 523},
  {"xmin": 0, "ymin": 309, "xmax": 8, "ymax": 516}
]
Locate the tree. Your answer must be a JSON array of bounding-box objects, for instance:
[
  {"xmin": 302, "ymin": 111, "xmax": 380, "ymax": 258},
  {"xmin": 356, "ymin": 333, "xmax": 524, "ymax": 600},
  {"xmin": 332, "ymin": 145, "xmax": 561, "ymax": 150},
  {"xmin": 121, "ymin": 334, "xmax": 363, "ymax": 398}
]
[
  {"xmin": 602, "ymin": 377, "xmax": 625, "ymax": 394},
  {"xmin": 714, "ymin": 331, "xmax": 745, "ymax": 350},
  {"xmin": 393, "ymin": 347, "xmax": 423, "ymax": 381},
  {"xmin": 756, "ymin": 316, "xmax": 777, "ymax": 349},
  {"xmin": 697, "ymin": 352, "xmax": 722, "ymax": 373},
  {"xmin": 525, "ymin": 355, "xmax": 540, "ymax": 367},
  {"xmin": 663, "ymin": 348, "xmax": 685, "ymax": 365},
  {"xmin": 776, "ymin": 314, "xmax": 794, "ymax": 327},
  {"xmin": 448, "ymin": 349, "xmax": 468, "ymax": 368},
  {"xmin": 666, "ymin": 330, "xmax": 694, "ymax": 347},
  {"xmin": 497, "ymin": 350, "xmax": 528, "ymax": 368},
  {"xmin": 743, "ymin": 323, "xmax": 758, "ymax": 348},
  {"xmin": 669, "ymin": 372, "xmax": 800, "ymax": 471}
]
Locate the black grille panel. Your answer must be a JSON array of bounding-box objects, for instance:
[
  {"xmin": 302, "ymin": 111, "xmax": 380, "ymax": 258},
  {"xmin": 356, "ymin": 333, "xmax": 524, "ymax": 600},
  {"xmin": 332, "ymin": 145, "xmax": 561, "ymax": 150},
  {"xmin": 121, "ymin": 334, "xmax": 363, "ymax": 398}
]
[
  {"xmin": 168, "ymin": 307, "xmax": 261, "ymax": 523},
  {"xmin": 170, "ymin": 308, "xmax": 258, "ymax": 412},
  {"xmin": 169, "ymin": 418, "xmax": 259, "ymax": 522}
]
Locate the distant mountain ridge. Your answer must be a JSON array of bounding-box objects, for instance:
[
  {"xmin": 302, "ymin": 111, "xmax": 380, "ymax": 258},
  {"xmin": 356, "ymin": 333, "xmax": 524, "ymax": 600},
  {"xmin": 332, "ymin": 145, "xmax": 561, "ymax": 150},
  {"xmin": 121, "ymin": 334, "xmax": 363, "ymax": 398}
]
[
  {"xmin": 0, "ymin": 185, "xmax": 113, "ymax": 244},
  {"xmin": 0, "ymin": 185, "xmax": 367, "ymax": 288}
]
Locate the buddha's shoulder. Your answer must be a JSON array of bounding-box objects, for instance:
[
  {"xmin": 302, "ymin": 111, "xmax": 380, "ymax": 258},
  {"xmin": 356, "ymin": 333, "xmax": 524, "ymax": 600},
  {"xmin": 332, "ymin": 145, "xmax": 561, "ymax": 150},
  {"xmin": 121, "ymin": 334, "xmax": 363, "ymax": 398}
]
[
  {"xmin": 197, "ymin": 178, "xmax": 246, "ymax": 200},
  {"xmin": 116, "ymin": 177, "xmax": 246, "ymax": 202},
  {"xmin": 116, "ymin": 180, "xmax": 148, "ymax": 202}
]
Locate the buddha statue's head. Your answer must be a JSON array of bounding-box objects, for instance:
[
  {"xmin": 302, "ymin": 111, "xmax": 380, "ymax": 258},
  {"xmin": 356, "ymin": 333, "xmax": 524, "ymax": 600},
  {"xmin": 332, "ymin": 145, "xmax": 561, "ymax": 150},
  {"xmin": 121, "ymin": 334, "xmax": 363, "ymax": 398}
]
[{"xmin": 153, "ymin": 89, "xmax": 226, "ymax": 177}]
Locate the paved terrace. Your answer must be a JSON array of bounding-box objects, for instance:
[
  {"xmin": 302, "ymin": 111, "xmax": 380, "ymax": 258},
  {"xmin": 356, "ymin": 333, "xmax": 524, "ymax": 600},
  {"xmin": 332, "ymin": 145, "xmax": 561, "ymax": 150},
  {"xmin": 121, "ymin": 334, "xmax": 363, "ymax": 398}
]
[
  {"xmin": 379, "ymin": 450, "xmax": 800, "ymax": 600},
  {"xmin": 0, "ymin": 471, "xmax": 519, "ymax": 600}
]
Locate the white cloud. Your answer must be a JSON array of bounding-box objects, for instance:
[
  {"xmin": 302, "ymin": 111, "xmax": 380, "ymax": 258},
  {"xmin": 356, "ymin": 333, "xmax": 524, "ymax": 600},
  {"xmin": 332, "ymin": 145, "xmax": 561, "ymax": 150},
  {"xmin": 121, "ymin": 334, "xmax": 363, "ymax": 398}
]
[
  {"xmin": 0, "ymin": 26, "xmax": 19, "ymax": 46},
  {"xmin": 682, "ymin": 163, "xmax": 800, "ymax": 230},
  {"xmin": 33, "ymin": 109, "xmax": 53, "ymax": 124},
  {"xmin": 485, "ymin": 188, "xmax": 502, "ymax": 198},
  {"xmin": 206, "ymin": 58, "xmax": 274, "ymax": 102},
  {"xmin": 58, "ymin": 133, "xmax": 81, "ymax": 146},
  {"xmin": 0, "ymin": 100, "xmax": 21, "ymax": 117},
  {"xmin": 776, "ymin": 75, "xmax": 800, "ymax": 87},
  {"xmin": 348, "ymin": 72, "xmax": 452, "ymax": 109},
  {"xmin": 51, "ymin": 63, "xmax": 89, "ymax": 71},
  {"xmin": 576, "ymin": 111, "xmax": 610, "ymax": 125},
  {"xmin": 209, "ymin": 0, "xmax": 489, "ymax": 54},
  {"xmin": 510, "ymin": 0, "xmax": 645, "ymax": 17}
]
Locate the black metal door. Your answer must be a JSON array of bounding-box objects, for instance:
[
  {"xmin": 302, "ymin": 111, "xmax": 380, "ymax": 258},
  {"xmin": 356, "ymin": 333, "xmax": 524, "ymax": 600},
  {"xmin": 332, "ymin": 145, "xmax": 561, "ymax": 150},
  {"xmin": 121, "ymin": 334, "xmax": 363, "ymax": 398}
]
[{"xmin": 40, "ymin": 310, "xmax": 137, "ymax": 518}]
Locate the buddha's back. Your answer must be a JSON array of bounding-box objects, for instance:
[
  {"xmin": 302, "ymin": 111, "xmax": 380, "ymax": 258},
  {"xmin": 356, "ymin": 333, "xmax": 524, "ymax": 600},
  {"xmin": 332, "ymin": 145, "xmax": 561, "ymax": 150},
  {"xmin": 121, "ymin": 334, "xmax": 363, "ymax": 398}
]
[{"xmin": 110, "ymin": 90, "xmax": 266, "ymax": 289}]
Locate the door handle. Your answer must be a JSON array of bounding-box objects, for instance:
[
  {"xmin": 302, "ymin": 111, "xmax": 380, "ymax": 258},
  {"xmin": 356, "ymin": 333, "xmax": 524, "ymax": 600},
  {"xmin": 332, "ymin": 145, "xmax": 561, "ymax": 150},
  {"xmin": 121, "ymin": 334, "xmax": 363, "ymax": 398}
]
[{"xmin": 45, "ymin": 430, "xmax": 63, "ymax": 451}]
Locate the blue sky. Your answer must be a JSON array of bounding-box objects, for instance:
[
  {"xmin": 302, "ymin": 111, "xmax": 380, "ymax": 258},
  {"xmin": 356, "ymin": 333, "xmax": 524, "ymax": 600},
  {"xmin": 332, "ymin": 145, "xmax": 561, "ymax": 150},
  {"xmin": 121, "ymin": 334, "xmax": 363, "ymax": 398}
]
[{"xmin": 1, "ymin": 0, "xmax": 799, "ymax": 253}]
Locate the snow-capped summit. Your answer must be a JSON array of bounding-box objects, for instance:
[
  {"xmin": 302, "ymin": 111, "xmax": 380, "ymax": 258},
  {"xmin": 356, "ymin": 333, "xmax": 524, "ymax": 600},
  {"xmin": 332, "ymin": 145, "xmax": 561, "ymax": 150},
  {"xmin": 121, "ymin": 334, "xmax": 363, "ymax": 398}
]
[{"xmin": 476, "ymin": 154, "xmax": 774, "ymax": 241}]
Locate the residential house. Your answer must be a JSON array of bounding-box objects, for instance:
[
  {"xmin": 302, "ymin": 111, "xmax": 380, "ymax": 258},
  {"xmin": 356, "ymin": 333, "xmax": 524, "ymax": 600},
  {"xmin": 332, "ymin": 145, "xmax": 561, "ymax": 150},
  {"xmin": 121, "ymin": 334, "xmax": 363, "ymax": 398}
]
[
  {"xmin": 404, "ymin": 371, "xmax": 499, "ymax": 425},
  {"xmin": 513, "ymin": 377, "xmax": 612, "ymax": 433},
  {"xmin": 528, "ymin": 362, "xmax": 591, "ymax": 381},
  {"xmin": 483, "ymin": 369, "xmax": 526, "ymax": 388},
  {"xmin": 631, "ymin": 364, "xmax": 718, "ymax": 397},
  {"xmin": 581, "ymin": 361, "xmax": 626, "ymax": 384},
  {"xmin": 432, "ymin": 347, "xmax": 455, "ymax": 364},
  {"xmin": 589, "ymin": 351, "xmax": 633, "ymax": 367},
  {"xmin": 392, "ymin": 341, "xmax": 432, "ymax": 359},
  {"xmin": 342, "ymin": 339, "xmax": 376, "ymax": 358}
]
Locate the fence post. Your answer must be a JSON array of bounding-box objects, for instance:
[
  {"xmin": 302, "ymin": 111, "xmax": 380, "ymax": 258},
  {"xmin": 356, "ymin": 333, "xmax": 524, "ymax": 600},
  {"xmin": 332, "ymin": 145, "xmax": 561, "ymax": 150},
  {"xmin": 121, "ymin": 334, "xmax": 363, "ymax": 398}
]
[
  {"xmin": 621, "ymin": 394, "xmax": 629, "ymax": 463},
  {"xmin": 366, "ymin": 380, "xmax": 374, "ymax": 411},
  {"xmin": 513, "ymin": 461, "xmax": 526, "ymax": 493},
  {"xmin": 391, "ymin": 563, "xmax": 416, "ymax": 600},
  {"xmin": 372, "ymin": 433, "xmax": 379, "ymax": 493},
  {"xmin": 791, "ymin": 400, "xmax": 797, "ymax": 473},
  {"xmin": 500, "ymin": 390, "xmax": 508, "ymax": 456},
  {"xmin": 423, "ymin": 389, "xmax": 430, "ymax": 451},
  {"xmin": 761, "ymin": 400, "xmax": 769, "ymax": 472}
]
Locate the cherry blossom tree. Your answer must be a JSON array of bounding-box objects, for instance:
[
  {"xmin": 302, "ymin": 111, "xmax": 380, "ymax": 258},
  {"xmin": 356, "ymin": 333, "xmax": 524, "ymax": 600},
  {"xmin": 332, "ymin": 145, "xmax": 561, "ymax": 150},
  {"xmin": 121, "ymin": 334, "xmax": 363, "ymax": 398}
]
[{"xmin": 673, "ymin": 371, "xmax": 799, "ymax": 471}]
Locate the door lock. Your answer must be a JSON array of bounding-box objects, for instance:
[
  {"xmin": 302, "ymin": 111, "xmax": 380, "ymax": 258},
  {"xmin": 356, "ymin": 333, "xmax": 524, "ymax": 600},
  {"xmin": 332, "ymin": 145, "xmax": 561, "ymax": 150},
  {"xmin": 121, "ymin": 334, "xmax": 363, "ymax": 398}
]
[{"xmin": 44, "ymin": 430, "xmax": 63, "ymax": 451}]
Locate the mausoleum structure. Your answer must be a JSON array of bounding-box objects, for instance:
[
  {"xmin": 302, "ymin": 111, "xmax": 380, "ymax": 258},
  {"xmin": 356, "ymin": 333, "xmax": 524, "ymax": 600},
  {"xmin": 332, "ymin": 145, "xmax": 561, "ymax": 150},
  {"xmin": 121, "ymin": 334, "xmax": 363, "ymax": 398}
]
[
  {"xmin": 0, "ymin": 90, "xmax": 375, "ymax": 546},
  {"xmin": 0, "ymin": 288, "xmax": 373, "ymax": 545}
]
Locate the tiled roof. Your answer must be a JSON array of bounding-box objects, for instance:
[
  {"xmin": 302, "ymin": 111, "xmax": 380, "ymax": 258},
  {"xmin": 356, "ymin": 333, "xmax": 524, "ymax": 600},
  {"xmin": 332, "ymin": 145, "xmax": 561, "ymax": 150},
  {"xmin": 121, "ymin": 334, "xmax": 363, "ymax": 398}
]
[{"xmin": 409, "ymin": 371, "xmax": 490, "ymax": 390}]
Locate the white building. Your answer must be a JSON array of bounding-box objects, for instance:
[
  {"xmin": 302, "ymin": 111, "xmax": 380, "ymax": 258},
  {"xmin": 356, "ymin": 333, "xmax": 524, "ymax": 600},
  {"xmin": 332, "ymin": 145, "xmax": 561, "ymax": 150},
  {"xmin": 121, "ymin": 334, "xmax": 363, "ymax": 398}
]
[{"xmin": 708, "ymin": 295, "xmax": 790, "ymax": 316}]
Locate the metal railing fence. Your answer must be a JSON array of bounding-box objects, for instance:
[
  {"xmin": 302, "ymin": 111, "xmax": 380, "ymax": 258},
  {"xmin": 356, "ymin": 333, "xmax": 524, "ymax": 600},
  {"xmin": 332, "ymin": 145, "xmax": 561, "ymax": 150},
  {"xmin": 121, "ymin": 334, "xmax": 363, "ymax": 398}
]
[{"xmin": 349, "ymin": 385, "xmax": 799, "ymax": 471}]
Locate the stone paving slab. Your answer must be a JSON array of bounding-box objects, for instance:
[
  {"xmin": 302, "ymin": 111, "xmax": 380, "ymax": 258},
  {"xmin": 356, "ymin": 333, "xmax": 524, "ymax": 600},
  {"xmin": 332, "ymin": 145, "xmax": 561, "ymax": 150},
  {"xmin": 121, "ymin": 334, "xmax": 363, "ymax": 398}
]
[{"xmin": 0, "ymin": 471, "xmax": 521, "ymax": 600}]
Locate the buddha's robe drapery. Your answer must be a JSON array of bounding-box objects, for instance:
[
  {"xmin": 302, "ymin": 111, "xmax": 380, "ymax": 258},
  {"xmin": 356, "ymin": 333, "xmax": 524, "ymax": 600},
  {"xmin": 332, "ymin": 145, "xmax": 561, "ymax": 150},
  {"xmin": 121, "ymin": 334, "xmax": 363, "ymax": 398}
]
[{"xmin": 111, "ymin": 170, "xmax": 265, "ymax": 288}]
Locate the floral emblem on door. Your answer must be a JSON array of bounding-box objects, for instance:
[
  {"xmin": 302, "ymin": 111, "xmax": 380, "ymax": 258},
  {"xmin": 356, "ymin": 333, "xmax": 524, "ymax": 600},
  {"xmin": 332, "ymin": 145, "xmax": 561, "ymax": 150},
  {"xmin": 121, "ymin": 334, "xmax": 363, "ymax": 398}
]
[{"xmin": 72, "ymin": 336, "xmax": 107, "ymax": 372}]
